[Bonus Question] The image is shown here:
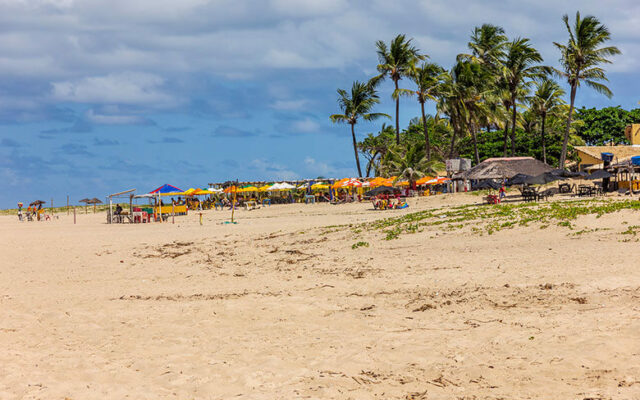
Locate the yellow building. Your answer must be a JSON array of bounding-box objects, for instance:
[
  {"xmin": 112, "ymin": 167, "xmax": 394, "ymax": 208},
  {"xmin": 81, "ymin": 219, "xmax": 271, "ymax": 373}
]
[{"xmin": 574, "ymin": 124, "xmax": 640, "ymax": 170}]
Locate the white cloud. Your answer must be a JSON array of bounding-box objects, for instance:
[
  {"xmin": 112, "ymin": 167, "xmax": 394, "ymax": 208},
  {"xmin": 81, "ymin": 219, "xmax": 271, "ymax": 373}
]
[
  {"xmin": 290, "ymin": 118, "xmax": 320, "ymax": 133},
  {"xmin": 84, "ymin": 109, "xmax": 151, "ymax": 125},
  {"xmin": 51, "ymin": 72, "xmax": 176, "ymax": 106},
  {"xmin": 270, "ymin": 99, "xmax": 309, "ymax": 111}
]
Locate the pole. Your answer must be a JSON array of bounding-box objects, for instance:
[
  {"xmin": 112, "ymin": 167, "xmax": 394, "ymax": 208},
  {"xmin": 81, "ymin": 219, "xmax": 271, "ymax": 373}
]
[
  {"xmin": 67, "ymin": 196, "xmax": 69, "ymax": 215},
  {"xmin": 73, "ymin": 206, "xmax": 76, "ymax": 224},
  {"xmin": 172, "ymin": 203, "xmax": 175, "ymax": 224},
  {"xmin": 231, "ymin": 189, "xmax": 236, "ymax": 223},
  {"xmin": 51, "ymin": 198, "xmax": 53, "ymax": 215}
]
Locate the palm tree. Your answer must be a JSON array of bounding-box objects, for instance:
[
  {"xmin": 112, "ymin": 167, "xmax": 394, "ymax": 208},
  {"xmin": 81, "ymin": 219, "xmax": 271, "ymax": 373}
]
[
  {"xmin": 379, "ymin": 143, "xmax": 444, "ymax": 187},
  {"xmin": 439, "ymin": 61, "xmax": 492, "ymax": 163},
  {"xmin": 554, "ymin": 12, "xmax": 621, "ymax": 168},
  {"xmin": 394, "ymin": 62, "xmax": 445, "ymax": 161},
  {"xmin": 459, "ymin": 24, "xmax": 508, "ymax": 70},
  {"xmin": 330, "ymin": 81, "xmax": 390, "ymax": 177},
  {"xmin": 531, "ymin": 78, "xmax": 566, "ymax": 163},
  {"xmin": 376, "ymin": 34, "xmax": 425, "ymax": 144},
  {"xmin": 500, "ymin": 38, "xmax": 547, "ymax": 156},
  {"xmin": 358, "ymin": 124, "xmax": 396, "ymax": 177}
]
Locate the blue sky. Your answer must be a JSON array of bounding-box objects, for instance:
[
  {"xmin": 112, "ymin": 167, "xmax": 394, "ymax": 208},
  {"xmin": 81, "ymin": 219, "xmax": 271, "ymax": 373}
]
[{"xmin": 1, "ymin": 0, "xmax": 639, "ymax": 207}]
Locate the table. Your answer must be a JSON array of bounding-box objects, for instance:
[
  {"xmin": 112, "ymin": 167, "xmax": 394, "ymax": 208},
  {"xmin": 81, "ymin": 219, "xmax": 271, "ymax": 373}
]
[{"xmin": 244, "ymin": 200, "xmax": 258, "ymax": 210}]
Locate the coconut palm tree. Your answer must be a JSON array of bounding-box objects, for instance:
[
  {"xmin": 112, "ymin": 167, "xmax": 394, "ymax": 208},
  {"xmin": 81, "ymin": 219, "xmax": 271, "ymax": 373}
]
[
  {"xmin": 394, "ymin": 62, "xmax": 445, "ymax": 161},
  {"xmin": 459, "ymin": 24, "xmax": 508, "ymax": 70},
  {"xmin": 439, "ymin": 61, "xmax": 492, "ymax": 163},
  {"xmin": 358, "ymin": 124, "xmax": 396, "ymax": 177},
  {"xmin": 554, "ymin": 12, "xmax": 621, "ymax": 168},
  {"xmin": 379, "ymin": 143, "xmax": 444, "ymax": 187},
  {"xmin": 330, "ymin": 81, "xmax": 390, "ymax": 177},
  {"xmin": 531, "ymin": 78, "xmax": 566, "ymax": 164},
  {"xmin": 376, "ymin": 34, "xmax": 425, "ymax": 144},
  {"xmin": 500, "ymin": 37, "xmax": 547, "ymax": 156}
]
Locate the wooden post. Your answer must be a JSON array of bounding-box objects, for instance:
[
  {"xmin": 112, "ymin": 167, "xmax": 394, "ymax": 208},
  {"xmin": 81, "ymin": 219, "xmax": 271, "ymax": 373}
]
[
  {"xmin": 172, "ymin": 203, "xmax": 175, "ymax": 224},
  {"xmin": 231, "ymin": 188, "xmax": 236, "ymax": 223},
  {"xmin": 51, "ymin": 198, "xmax": 53, "ymax": 215},
  {"xmin": 73, "ymin": 206, "xmax": 76, "ymax": 224},
  {"xmin": 67, "ymin": 196, "xmax": 69, "ymax": 215}
]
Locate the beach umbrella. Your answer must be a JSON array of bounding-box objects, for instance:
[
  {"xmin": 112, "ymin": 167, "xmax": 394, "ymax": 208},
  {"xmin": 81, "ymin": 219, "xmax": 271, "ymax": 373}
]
[
  {"xmin": 585, "ymin": 169, "xmax": 612, "ymax": 180},
  {"xmin": 79, "ymin": 198, "xmax": 91, "ymax": 214},
  {"xmin": 30, "ymin": 200, "xmax": 46, "ymax": 206},
  {"xmin": 89, "ymin": 197, "xmax": 103, "ymax": 213},
  {"xmin": 341, "ymin": 178, "xmax": 363, "ymax": 188},
  {"xmin": 525, "ymin": 172, "xmax": 566, "ymax": 185},
  {"xmin": 415, "ymin": 176, "xmax": 436, "ymax": 185},
  {"xmin": 550, "ymin": 168, "xmax": 587, "ymax": 178},
  {"xmin": 505, "ymin": 173, "xmax": 531, "ymax": 186},
  {"xmin": 474, "ymin": 180, "xmax": 501, "ymax": 190},
  {"xmin": 364, "ymin": 185, "xmax": 394, "ymax": 196}
]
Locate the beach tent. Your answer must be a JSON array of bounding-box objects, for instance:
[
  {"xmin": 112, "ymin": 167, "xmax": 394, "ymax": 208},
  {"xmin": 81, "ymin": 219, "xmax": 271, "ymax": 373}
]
[
  {"xmin": 340, "ymin": 178, "xmax": 363, "ymax": 188},
  {"xmin": 150, "ymin": 184, "xmax": 183, "ymax": 194},
  {"xmin": 270, "ymin": 182, "xmax": 295, "ymax": 190}
]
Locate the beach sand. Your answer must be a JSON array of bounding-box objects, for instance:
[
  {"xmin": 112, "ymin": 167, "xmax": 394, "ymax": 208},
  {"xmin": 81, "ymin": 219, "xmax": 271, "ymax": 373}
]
[{"xmin": 1, "ymin": 193, "xmax": 639, "ymax": 399}]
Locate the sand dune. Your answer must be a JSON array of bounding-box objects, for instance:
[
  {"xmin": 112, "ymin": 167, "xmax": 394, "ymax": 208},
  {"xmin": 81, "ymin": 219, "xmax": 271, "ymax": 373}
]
[{"xmin": 1, "ymin": 194, "xmax": 639, "ymax": 399}]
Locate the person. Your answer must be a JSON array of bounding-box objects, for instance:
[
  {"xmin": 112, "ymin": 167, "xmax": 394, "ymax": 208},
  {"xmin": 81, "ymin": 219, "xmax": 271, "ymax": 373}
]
[
  {"xmin": 17, "ymin": 202, "xmax": 23, "ymax": 221},
  {"xmin": 115, "ymin": 204, "xmax": 123, "ymax": 215},
  {"xmin": 499, "ymin": 184, "xmax": 506, "ymax": 200},
  {"xmin": 36, "ymin": 203, "xmax": 42, "ymax": 221}
]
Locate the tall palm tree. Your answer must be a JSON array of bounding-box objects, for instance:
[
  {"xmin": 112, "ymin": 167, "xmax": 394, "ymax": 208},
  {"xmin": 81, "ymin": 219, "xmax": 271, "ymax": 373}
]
[
  {"xmin": 330, "ymin": 81, "xmax": 390, "ymax": 177},
  {"xmin": 459, "ymin": 24, "xmax": 508, "ymax": 70},
  {"xmin": 554, "ymin": 12, "xmax": 621, "ymax": 168},
  {"xmin": 531, "ymin": 78, "xmax": 566, "ymax": 164},
  {"xmin": 394, "ymin": 62, "xmax": 445, "ymax": 161},
  {"xmin": 376, "ymin": 34, "xmax": 425, "ymax": 144},
  {"xmin": 439, "ymin": 61, "xmax": 492, "ymax": 163},
  {"xmin": 501, "ymin": 38, "xmax": 547, "ymax": 156}
]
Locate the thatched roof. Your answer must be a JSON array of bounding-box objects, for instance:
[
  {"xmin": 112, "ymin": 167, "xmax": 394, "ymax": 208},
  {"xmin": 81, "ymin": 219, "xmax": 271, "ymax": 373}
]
[{"xmin": 457, "ymin": 157, "xmax": 552, "ymax": 180}]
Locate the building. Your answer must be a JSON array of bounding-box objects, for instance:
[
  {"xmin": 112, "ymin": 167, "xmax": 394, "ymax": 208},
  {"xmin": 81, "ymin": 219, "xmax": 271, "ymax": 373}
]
[{"xmin": 574, "ymin": 124, "xmax": 640, "ymax": 170}]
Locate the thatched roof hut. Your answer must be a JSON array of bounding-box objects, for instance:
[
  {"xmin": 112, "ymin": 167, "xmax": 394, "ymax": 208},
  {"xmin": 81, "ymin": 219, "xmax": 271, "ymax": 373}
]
[{"xmin": 456, "ymin": 157, "xmax": 553, "ymax": 180}]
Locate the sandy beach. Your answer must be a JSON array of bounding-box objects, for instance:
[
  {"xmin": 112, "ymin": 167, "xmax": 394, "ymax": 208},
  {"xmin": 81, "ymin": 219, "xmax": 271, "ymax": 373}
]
[{"xmin": 1, "ymin": 193, "xmax": 639, "ymax": 399}]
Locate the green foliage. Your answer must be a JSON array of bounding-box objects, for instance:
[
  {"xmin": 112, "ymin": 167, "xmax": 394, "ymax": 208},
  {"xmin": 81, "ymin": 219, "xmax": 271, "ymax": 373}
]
[
  {"xmin": 575, "ymin": 106, "xmax": 640, "ymax": 145},
  {"xmin": 351, "ymin": 241, "xmax": 370, "ymax": 249}
]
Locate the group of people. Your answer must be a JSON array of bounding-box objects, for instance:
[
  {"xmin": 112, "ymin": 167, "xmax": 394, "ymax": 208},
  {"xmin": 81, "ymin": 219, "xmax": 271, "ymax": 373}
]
[
  {"xmin": 18, "ymin": 202, "xmax": 45, "ymax": 221},
  {"xmin": 372, "ymin": 193, "xmax": 408, "ymax": 210}
]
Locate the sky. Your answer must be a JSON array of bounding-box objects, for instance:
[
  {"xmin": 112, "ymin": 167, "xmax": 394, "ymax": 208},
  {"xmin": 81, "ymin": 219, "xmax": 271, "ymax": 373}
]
[{"xmin": 1, "ymin": 0, "xmax": 639, "ymax": 207}]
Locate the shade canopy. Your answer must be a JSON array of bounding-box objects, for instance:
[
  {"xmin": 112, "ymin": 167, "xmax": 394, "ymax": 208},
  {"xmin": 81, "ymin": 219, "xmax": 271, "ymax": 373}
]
[
  {"xmin": 550, "ymin": 169, "xmax": 587, "ymax": 178},
  {"xmin": 89, "ymin": 197, "xmax": 103, "ymax": 204},
  {"xmin": 525, "ymin": 172, "xmax": 566, "ymax": 185},
  {"xmin": 364, "ymin": 185, "xmax": 394, "ymax": 196},
  {"xmin": 505, "ymin": 174, "xmax": 531, "ymax": 186},
  {"xmin": 29, "ymin": 200, "xmax": 46, "ymax": 206},
  {"xmin": 461, "ymin": 157, "xmax": 552, "ymax": 180},
  {"xmin": 150, "ymin": 184, "xmax": 183, "ymax": 194},
  {"xmin": 585, "ymin": 169, "xmax": 612, "ymax": 180},
  {"xmin": 78, "ymin": 198, "xmax": 91, "ymax": 203},
  {"xmin": 473, "ymin": 180, "xmax": 501, "ymax": 190},
  {"xmin": 416, "ymin": 176, "xmax": 436, "ymax": 185}
]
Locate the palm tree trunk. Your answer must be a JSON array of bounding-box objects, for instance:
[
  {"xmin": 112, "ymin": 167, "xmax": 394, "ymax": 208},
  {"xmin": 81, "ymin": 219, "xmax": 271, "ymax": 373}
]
[
  {"xmin": 394, "ymin": 79, "xmax": 400, "ymax": 145},
  {"xmin": 421, "ymin": 102, "xmax": 431, "ymax": 161},
  {"xmin": 351, "ymin": 123, "xmax": 363, "ymax": 177},
  {"xmin": 541, "ymin": 113, "xmax": 547, "ymax": 164},
  {"xmin": 510, "ymin": 100, "xmax": 517, "ymax": 156},
  {"xmin": 502, "ymin": 106, "xmax": 510, "ymax": 156},
  {"xmin": 559, "ymin": 84, "xmax": 577, "ymax": 168},
  {"xmin": 366, "ymin": 150, "xmax": 380, "ymax": 177},
  {"xmin": 470, "ymin": 121, "xmax": 480, "ymax": 164}
]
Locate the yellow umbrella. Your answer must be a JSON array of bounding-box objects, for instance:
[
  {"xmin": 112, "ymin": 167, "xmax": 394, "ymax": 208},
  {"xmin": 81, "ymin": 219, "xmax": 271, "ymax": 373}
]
[
  {"xmin": 258, "ymin": 185, "xmax": 273, "ymax": 192},
  {"xmin": 311, "ymin": 183, "xmax": 329, "ymax": 190},
  {"xmin": 241, "ymin": 186, "xmax": 259, "ymax": 192}
]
